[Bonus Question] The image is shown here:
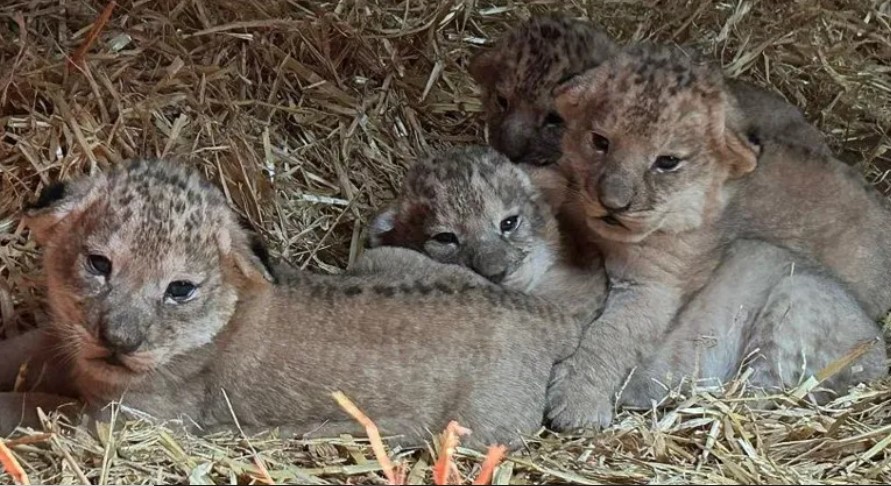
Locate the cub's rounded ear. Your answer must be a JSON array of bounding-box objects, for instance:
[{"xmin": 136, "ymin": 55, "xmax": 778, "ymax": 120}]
[
  {"xmin": 716, "ymin": 93, "xmax": 760, "ymax": 179},
  {"xmin": 237, "ymin": 216, "xmax": 278, "ymax": 284},
  {"xmin": 553, "ymin": 68, "xmax": 600, "ymax": 124},
  {"xmin": 27, "ymin": 181, "xmax": 67, "ymax": 212},
  {"xmin": 22, "ymin": 175, "xmax": 104, "ymax": 245},
  {"xmin": 220, "ymin": 217, "xmax": 275, "ymax": 286},
  {"xmin": 367, "ymin": 206, "xmax": 398, "ymax": 248},
  {"xmin": 723, "ymin": 129, "xmax": 759, "ymax": 178},
  {"xmin": 523, "ymin": 165, "xmax": 569, "ymax": 212},
  {"xmin": 468, "ymin": 48, "xmax": 502, "ymax": 87}
]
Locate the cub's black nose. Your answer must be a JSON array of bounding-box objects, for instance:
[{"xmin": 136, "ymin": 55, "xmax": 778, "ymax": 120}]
[{"xmin": 98, "ymin": 322, "xmax": 144, "ymax": 355}]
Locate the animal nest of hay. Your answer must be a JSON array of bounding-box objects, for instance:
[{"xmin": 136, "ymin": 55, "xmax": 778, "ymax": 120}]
[{"xmin": 1, "ymin": 0, "xmax": 889, "ymax": 484}]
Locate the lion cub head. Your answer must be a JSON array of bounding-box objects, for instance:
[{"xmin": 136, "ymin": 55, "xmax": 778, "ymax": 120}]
[
  {"xmin": 368, "ymin": 146, "xmax": 559, "ymax": 291},
  {"xmin": 23, "ymin": 160, "xmax": 273, "ymax": 389},
  {"xmin": 555, "ymin": 44, "xmax": 759, "ymax": 243},
  {"xmin": 470, "ymin": 15, "xmax": 617, "ymax": 166}
]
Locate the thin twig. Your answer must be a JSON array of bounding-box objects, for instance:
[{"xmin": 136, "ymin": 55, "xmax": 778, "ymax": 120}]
[{"xmin": 68, "ymin": 1, "xmax": 117, "ymax": 72}]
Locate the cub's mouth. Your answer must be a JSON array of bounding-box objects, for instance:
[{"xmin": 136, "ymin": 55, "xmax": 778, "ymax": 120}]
[
  {"xmin": 601, "ymin": 215, "xmax": 623, "ymax": 227},
  {"xmin": 66, "ymin": 326, "xmax": 156, "ymax": 382},
  {"xmin": 83, "ymin": 348, "xmax": 155, "ymax": 376},
  {"xmin": 587, "ymin": 210, "xmax": 656, "ymax": 244},
  {"xmin": 87, "ymin": 354, "xmax": 135, "ymax": 373},
  {"xmin": 96, "ymin": 353, "xmax": 137, "ymax": 371}
]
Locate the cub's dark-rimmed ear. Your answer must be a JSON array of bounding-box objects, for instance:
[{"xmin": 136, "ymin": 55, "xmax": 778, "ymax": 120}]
[
  {"xmin": 715, "ymin": 92, "xmax": 760, "ymax": 179},
  {"xmin": 723, "ymin": 127, "xmax": 760, "ymax": 178},
  {"xmin": 553, "ymin": 68, "xmax": 601, "ymax": 123},
  {"xmin": 556, "ymin": 71, "xmax": 584, "ymax": 90},
  {"xmin": 468, "ymin": 48, "xmax": 502, "ymax": 87},
  {"xmin": 367, "ymin": 206, "xmax": 398, "ymax": 248},
  {"xmin": 220, "ymin": 215, "xmax": 275, "ymax": 287},
  {"xmin": 236, "ymin": 216, "xmax": 278, "ymax": 284},
  {"xmin": 22, "ymin": 175, "xmax": 105, "ymax": 245},
  {"xmin": 26, "ymin": 181, "xmax": 67, "ymax": 213}
]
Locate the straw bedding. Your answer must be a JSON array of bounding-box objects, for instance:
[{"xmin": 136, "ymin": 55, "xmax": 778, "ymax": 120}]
[{"xmin": 1, "ymin": 0, "xmax": 890, "ymax": 483}]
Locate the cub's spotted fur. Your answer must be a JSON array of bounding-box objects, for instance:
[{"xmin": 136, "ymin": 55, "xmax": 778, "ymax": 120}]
[{"xmin": 369, "ymin": 146, "xmax": 607, "ymax": 324}]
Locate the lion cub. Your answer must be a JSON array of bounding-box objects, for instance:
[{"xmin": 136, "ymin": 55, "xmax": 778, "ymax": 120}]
[
  {"xmin": 1, "ymin": 159, "xmax": 585, "ymax": 448},
  {"xmin": 469, "ymin": 15, "xmax": 618, "ymax": 166},
  {"xmin": 368, "ymin": 146, "xmax": 607, "ymax": 324},
  {"xmin": 470, "ymin": 15, "xmax": 828, "ymax": 168},
  {"xmin": 545, "ymin": 44, "xmax": 888, "ymax": 429}
]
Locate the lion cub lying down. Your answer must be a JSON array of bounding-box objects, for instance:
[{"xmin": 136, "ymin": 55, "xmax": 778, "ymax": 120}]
[
  {"xmin": 368, "ymin": 145, "xmax": 607, "ymax": 324},
  {"xmin": 545, "ymin": 44, "xmax": 889, "ymax": 429},
  {"xmin": 0, "ymin": 159, "xmax": 585, "ymax": 448}
]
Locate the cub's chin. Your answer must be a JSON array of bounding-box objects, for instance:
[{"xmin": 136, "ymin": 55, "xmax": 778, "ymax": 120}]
[{"xmin": 77, "ymin": 348, "xmax": 158, "ymax": 389}]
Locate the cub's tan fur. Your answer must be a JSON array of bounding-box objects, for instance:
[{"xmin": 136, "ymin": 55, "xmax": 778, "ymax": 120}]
[
  {"xmin": 470, "ymin": 15, "xmax": 828, "ymax": 168},
  {"xmin": 359, "ymin": 150, "xmax": 879, "ymax": 418},
  {"xmin": 0, "ymin": 160, "xmax": 586, "ymax": 448},
  {"xmin": 622, "ymin": 238, "xmax": 884, "ymax": 408},
  {"xmin": 470, "ymin": 15, "xmax": 618, "ymax": 166},
  {"xmin": 368, "ymin": 146, "xmax": 606, "ymax": 324},
  {"xmin": 546, "ymin": 44, "xmax": 888, "ymax": 429}
]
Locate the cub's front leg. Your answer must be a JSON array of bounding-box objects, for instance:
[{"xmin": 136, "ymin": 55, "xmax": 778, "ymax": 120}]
[{"xmin": 546, "ymin": 281, "xmax": 681, "ymax": 430}]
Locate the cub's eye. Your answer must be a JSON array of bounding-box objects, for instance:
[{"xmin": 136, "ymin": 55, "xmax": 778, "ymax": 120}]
[
  {"xmin": 165, "ymin": 280, "xmax": 198, "ymax": 302},
  {"xmin": 431, "ymin": 232, "xmax": 459, "ymax": 245},
  {"xmin": 500, "ymin": 215, "xmax": 520, "ymax": 233},
  {"xmin": 591, "ymin": 132, "xmax": 610, "ymax": 153},
  {"xmin": 652, "ymin": 155, "xmax": 683, "ymax": 173},
  {"xmin": 543, "ymin": 112, "xmax": 563, "ymax": 127},
  {"xmin": 495, "ymin": 95, "xmax": 509, "ymax": 110},
  {"xmin": 86, "ymin": 254, "xmax": 112, "ymax": 277}
]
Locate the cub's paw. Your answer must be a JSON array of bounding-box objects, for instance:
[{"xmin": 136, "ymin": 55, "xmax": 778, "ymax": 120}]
[{"xmin": 546, "ymin": 359, "xmax": 614, "ymax": 431}]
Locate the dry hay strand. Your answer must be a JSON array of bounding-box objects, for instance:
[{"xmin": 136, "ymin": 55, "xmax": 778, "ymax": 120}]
[
  {"xmin": 2, "ymin": 376, "xmax": 890, "ymax": 485},
  {"xmin": 1, "ymin": 0, "xmax": 890, "ymax": 484}
]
